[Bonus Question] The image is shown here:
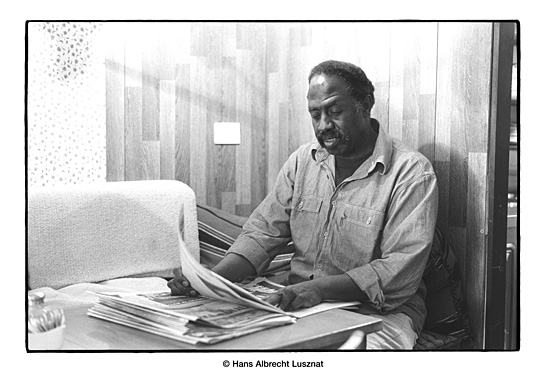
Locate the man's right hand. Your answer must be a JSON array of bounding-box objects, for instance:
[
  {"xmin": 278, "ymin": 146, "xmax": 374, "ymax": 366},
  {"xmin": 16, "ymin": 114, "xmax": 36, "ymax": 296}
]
[{"xmin": 167, "ymin": 267, "xmax": 199, "ymax": 296}]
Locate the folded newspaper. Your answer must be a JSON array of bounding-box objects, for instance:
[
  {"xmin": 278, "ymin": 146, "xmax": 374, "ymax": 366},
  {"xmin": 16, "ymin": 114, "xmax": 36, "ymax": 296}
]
[{"xmin": 87, "ymin": 235, "xmax": 359, "ymax": 345}]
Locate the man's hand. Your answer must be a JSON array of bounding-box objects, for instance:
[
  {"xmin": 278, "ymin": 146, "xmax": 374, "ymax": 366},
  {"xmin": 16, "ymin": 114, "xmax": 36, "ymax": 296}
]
[
  {"xmin": 167, "ymin": 267, "xmax": 199, "ymax": 297},
  {"xmin": 264, "ymin": 281, "xmax": 324, "ymax": 311}
]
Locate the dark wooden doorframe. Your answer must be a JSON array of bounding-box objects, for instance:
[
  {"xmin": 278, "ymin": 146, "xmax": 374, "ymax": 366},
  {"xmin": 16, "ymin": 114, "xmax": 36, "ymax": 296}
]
[{"xmin": 484, "ymin": 21, "xmax": 516, "ymax": 350}]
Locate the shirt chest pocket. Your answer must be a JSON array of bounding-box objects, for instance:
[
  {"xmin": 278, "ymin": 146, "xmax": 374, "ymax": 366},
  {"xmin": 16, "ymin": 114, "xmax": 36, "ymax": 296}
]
[
  {"xmin": 332, "ymin": 204, "xmax": 385, "ymax": 270},
  {"xmin": 342, "ymin": 204, "xmax": 385, "ymax": 231},
  {"xmin": 291, "ymin": 196, "xmax": 323, "ymax": 255}
]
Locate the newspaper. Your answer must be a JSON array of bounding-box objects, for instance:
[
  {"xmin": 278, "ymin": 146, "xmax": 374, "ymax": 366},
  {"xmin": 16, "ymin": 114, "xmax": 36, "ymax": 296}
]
[
  {"xmin": 240, "ymin": 277, "xmax": 360, "ymax": 318},
  {"xmin": 86, "ymin": 235, "xmax": 360, "ymax": 345},
  {"xmin": 89, "ymin": 290, "xmax": 294, "ymax": 329},
  {"xmin": 176, "ymin": 234, "xmax": 293, "ymax": 316},
  {"xmin": 88, "ymin": 297, "xmax": 291, "ymax": 345}
]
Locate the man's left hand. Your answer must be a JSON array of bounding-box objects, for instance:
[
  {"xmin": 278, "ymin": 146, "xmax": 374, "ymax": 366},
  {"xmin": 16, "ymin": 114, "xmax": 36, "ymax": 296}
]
[{"xmin": 265, "ymin": 281, "xmax": 324, "ymax": 311}]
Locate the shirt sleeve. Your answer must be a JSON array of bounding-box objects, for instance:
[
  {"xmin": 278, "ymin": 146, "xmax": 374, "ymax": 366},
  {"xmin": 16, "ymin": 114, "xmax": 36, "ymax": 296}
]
[
  {"xmin": 226, "ymin": 152, "xmax": 297, "ymax": 275},
  {"xmin": 345, "ymin": 172, "xmax": 439, "ymax": 313}
]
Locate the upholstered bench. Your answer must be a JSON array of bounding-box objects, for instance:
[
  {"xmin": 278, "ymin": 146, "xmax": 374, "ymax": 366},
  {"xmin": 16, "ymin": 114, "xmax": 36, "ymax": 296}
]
[{"xmin": 27, "ymin": 180, "xmax": 200, "ymax": 309}]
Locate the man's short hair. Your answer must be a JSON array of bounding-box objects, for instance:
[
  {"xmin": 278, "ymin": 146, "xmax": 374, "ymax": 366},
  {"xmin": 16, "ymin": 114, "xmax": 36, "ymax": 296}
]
[{"xmin": 308, "ymin": 60, "xmax": 375, "ymax": 112}]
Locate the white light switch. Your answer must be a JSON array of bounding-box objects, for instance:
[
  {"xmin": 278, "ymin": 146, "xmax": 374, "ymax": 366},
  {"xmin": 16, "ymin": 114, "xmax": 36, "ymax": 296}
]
[{"xmin": 214, "ymin": 122, "xmax": 241, "ymax": 145}]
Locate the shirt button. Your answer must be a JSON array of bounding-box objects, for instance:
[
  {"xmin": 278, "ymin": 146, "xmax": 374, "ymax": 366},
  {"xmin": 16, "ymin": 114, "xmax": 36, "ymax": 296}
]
[
  {"xmin": 366, "ymin": 217, "xmax": 372, "ymax": 225},
  {"xmin": 298, "ymin": 201, "xmax": 304, "ymax": 209},
  {"xmin": 323, "ymin": 232, "xmax": 328, "ymax": 238},
  {"xmin": 332, "ymin": 200, "xmax": 337, "ymax": 207}
]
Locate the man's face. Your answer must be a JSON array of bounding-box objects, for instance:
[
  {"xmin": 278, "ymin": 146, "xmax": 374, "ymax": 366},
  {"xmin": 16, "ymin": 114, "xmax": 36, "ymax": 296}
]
[{"xmin": 307, "ymin": 74, "xmax": 369, "ymax": 159}]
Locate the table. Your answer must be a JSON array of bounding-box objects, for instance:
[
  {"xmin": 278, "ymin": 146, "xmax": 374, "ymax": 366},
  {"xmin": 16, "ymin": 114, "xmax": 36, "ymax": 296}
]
[{"xmin": 59, "ymin": 305, "xmax": 382, "ymax": 350}]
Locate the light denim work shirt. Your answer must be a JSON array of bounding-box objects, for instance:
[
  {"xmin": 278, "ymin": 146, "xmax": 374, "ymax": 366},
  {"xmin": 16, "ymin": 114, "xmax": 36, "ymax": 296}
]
[{"xmin": 228, "ymin": 120, "xmax": 439, "ymax": 333}]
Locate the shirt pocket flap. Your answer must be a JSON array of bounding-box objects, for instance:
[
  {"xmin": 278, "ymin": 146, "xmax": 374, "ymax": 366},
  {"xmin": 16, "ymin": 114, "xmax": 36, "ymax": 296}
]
[
  {"xmin": 295, "ymin": 196, "xmax": 323, "ymax": 213},
  {"xmin": 343, "ymin": 205, "xmax": 385, "ymax": 231}
]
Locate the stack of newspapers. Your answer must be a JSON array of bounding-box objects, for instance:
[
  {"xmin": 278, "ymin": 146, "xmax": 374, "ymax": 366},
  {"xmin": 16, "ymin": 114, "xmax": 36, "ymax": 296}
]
[{"xmin": 87, "ymin": 235, "xmax": 359, "ymax": 345}]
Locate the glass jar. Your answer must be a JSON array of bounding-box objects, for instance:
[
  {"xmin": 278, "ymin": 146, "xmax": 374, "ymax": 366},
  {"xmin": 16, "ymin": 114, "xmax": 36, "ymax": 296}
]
[
  {"xmin": 27, "ymin": 292, "xmax": 66, "ymax": 349},
  {"xmin": 27, "ymin": 292, "xmax": 47, "ymax": 333}
]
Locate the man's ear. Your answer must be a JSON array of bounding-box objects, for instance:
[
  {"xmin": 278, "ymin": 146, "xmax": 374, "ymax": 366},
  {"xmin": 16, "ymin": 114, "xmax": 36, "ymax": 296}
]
[{"xmin": 361, "ymin": 95, "xmax": 372, "ymax": 117}]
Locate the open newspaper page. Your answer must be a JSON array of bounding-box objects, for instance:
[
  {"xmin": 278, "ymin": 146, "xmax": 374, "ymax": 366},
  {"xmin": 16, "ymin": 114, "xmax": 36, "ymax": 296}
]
[
  {"xmin": 239, "ymin": 277, "xmax": 361, "ymax": 318},
  {"xmin": 177, "ymin": 233, "xmax": 293, "ymax": 316},
  {"xmin": 178, "ymin": 234, "xmax": 362, "ymax": 318}
]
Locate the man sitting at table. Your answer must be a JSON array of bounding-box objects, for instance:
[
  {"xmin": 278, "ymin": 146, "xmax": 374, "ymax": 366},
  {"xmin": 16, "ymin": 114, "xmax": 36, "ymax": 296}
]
[{"xmin": 169, "ymin": 60, "xmax": 438, "ymax": 350}]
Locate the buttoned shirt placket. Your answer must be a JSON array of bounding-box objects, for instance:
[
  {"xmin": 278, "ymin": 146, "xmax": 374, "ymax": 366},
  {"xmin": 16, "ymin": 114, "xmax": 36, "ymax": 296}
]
[{"xmin": 312, "ymin": 148, "xmax": 383, "ymax": 279}]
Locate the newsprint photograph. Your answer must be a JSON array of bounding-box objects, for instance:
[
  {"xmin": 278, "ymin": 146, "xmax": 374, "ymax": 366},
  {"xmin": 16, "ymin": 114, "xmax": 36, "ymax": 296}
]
[{"xmin": 24, "ymin": 19, "xmax": 520, "ymax": 368}]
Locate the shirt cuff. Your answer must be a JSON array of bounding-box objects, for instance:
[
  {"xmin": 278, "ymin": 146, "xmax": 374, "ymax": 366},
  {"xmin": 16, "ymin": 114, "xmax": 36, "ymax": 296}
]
[
  {"xmin": 226, "ymin": 236, "xmax": 272, "ymax": 275},
  {"xmin": 346, "ymin": 264, "xmax": 386, "ymax": 312}
]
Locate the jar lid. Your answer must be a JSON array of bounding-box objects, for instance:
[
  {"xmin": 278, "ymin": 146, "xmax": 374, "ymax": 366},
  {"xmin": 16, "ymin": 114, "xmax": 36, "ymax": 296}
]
[{"xmin": 28, "ymin": 292, "xmax": 45, "ymax": 305}]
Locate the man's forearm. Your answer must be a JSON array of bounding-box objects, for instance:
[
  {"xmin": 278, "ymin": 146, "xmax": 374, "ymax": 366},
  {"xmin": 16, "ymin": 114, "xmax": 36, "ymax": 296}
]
[
  {"xmin": 211, "ymin": 253, "xmax": 257, "ymax": 283},
  {"xmin": 313, "ymin": 273, "xmax": 369, "ymax": 302}
]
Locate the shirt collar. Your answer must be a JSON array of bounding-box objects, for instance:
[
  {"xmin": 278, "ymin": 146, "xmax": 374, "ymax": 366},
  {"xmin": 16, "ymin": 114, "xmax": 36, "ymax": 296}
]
[{"xmin": 311, "ymin": 118, "xmax": 393, "ymax": 176}]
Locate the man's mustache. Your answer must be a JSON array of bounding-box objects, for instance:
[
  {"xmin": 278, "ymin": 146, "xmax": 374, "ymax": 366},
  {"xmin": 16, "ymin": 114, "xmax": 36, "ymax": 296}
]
[{"xmin": 317, "ymin": 131, "xmax": 343, "ymax": 140}]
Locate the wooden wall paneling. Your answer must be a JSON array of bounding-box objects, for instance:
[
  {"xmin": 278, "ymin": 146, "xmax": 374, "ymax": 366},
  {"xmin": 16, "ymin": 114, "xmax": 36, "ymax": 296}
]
[
  {"xmin": 141, "ymin": 25, "xmax": 160, "ymax": 142},
  {"xmin": 215, "ymin": 54, "xmax": 237, "ymax": 211},
  {"xmin": 435, "ymin": 24, "xmax": 456, "ymax": 233},
  {"xmin": 433, "ymin": 160, "xmax": 450, "ymax": 233},
  {"xmin": 403, "ymin": 23, "xmax": 439, "ymax": 155},
  {"xmin": 142, "ymin": 141, "xmax": 160, "ymax": 179},
  {"xmin": 265, "ymin": 82, "xmax": 280, "ymax": 191},
  {"xmin": 221, "ymin": 192, "xmax": 237, "ymax": 215},
  {"xmin": 447, "ymin": 29, "xmax": 471, "ymax": 228},
  {"xmin": 306, "ymin": 23, "xmax": 326, "ymax": 67},
  {"xmin": 250, "ymin": 24, "xmax": 268, "ymax": 210},
  {"xmin": 466, "ymin": 152, "xmax": 489, "ymax": 348},
  {"xmin": 175, "ymin": 63, "xmax": 191, "ymax": 185},
  {"xmin": 266, "ymin": 67, "xmax": 281, "ymax": 194},
  {"xmin": 289, "ymin": 24, "xmax": 316, "ymax": 157},
  {"xmin": 465, "ymin": 24, "xmax": 493, "ymax": 154},
  {"xmin": 187, "ymin": 24, "xmax": 209, "ymax": 204},
  {"xmin": 321, "ymin": 23, "xmax": 355, "ymax": 64},
  {"xmin": 358, "ymin": 23, "xmax": 391, "ymax": 133},
  {"xmin": 271, "ymin": 25, "xmax": 291, "ymax": 191},
  {"xmin": 123, "ymin": 24, "xmax": 144, "ymax": 181},
  {"xmin": 287, "ymin": 25, "xmax": 305, "ymax": 155},
  {"xmin": 155, "ymin": 23, "xmax": 176, "ymax": 80},
  {"xmin": 173, "ymin": 23, "xmax": 194, "ymax": 186},
  {"xmin": 265, "ymin": 23, "xmax": 279, "ymax": 194},
  {"xmin": 204, "ymin": 25, "xmax": 221, "ymax": 209},
  {"xmin": 235, "ymin": 22, "xmax": 254, "ymax": 51},
  {"xmin": 210, "ymin": 24, "xmax": 239, "ymax": 210},
  {"xmin": 388, "ymin": 24, "xmax": 405, "ymax": 141},
  {"xmin": 266, "ymin": 23, "xmax": 280, "ymax": 74},
  {"xmin": 417, "ymin": 23, "xmax": 438, "ymax": 165},
  {"xmin": 124, "ymin": 86, "xmax": 143, "ymax": 181},
  {"xmin": 190, "ymin": 22, "xmax": 207, "ymax": 57},
  {"xmin": 401, "ymin": 26, "xmax": 420, "ymax": 151},
  {"xmin": 235, "ymin": 46, "xmax": 252, "ymax": 216},
  {"xmin": 299, "ymin": 43, "xmax": 317, "ymax": 146},
  {"xmin": 172, "ymin": 23, "xmax": 192, "ymax": 66},
  {"xmin": 441, "ymin": 23, "xmax": 493, "ymax": 230},
  {"xmin": 448, "ymin": 225, "xmax": 468, "ymax": 283},
  {"xmin": 105, "ymin": 23, "xmax": 125, "ymax": 182},
  {"xmin": 189, "ymin": 55, "xmax": 209, "ymax": 204},
  {"xmin": 159, "ymin": 80, "xmax": 176, "ymax": 179},
  {"xmin": 419, "ymin": 92, "xmax": 437, "ymax": 166}
]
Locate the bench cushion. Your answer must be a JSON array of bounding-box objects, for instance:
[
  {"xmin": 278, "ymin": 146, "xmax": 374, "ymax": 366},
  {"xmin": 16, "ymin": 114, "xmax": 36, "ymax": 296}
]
[{"xmin": 28, "ymin": 180, "xmax": 199, "ymax": 290}]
